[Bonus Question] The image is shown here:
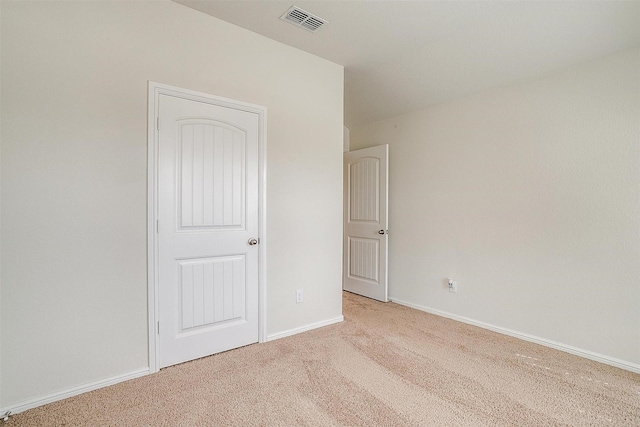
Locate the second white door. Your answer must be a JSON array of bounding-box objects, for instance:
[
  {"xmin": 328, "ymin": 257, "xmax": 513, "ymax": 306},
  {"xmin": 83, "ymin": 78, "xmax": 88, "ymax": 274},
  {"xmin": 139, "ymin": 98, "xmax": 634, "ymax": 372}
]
[
  {"xmin": 157, "ymin": 93, "xmax": 260, "ymax": 368},
  {"xmin": 343, "ymin": 145, "xmax": 389, "ymax": 302}
]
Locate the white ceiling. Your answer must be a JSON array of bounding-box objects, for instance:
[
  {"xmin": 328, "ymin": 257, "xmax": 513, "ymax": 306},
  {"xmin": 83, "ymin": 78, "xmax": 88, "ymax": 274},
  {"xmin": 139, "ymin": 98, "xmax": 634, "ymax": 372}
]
[{"xmin": 175, "ymin": 1, "xmax": 640, "ymax": 128}]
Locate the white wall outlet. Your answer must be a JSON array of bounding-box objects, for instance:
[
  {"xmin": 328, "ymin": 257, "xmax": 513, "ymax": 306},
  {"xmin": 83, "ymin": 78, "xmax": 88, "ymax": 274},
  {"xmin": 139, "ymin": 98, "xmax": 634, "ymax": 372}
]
[
  {"xmin": 448, "ymin": 278, "xmax": 457, "ymax": 293},
  {"xmin": 296, "ymin": 289, "xmax": 303, "ymax": 303}
]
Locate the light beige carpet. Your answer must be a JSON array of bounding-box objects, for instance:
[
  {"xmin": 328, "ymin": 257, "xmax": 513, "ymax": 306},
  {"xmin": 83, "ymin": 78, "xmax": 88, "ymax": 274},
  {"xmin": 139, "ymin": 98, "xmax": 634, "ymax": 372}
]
[{"xmin": 9, "ymin": 292, "xmax": 640, "ymax": 426}]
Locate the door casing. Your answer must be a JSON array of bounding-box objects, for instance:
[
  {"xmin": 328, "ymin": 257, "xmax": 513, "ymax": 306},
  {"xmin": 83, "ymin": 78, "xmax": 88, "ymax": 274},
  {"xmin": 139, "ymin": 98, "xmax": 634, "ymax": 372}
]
[{"xmin": 147, "ymin": 81, "xmax": 267, "ymax": 373}]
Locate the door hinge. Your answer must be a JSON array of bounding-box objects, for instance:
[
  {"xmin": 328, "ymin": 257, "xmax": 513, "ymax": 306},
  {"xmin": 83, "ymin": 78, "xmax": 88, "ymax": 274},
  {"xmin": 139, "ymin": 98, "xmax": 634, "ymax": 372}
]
[
  {"xmin": 156, "ymin": 219, "xmax": 159, "ymax": 233},
  {"xmin": 157, "ymin": 321, "xmax": 160, "ymax": 334},
  {"xmin": 156, "ymin": 117, "xmax": 160, "ymax": 130}
]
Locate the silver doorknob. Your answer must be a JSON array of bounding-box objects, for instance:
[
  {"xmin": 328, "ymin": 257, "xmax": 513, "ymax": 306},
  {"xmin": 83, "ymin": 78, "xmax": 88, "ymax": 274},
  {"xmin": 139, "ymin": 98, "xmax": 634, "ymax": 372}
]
[
  {"xmin": 248, "ymin": 238, "xmax": 258, "ymax": 246},
  {"xmin": 378, "ymin": 230, "xmax": 385, "ymax": 235}
]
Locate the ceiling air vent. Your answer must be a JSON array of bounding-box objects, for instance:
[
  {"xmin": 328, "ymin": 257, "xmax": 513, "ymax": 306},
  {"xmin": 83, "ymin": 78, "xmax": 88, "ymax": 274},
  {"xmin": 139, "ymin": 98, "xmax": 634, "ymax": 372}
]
[{"xmin": 280, "ymin": 6, "xmax": 327, "ymax": 33}]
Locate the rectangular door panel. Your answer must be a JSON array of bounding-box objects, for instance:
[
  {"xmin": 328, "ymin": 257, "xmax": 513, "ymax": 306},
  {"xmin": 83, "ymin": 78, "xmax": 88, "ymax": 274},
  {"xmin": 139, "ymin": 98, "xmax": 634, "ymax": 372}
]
[
  {"xmin": 348, "ymin": 237, "xmax": 379, "ymax": 283},
  {"xmin": 177, "ymin": 256, "xmax": 246, "ymax": 333}
]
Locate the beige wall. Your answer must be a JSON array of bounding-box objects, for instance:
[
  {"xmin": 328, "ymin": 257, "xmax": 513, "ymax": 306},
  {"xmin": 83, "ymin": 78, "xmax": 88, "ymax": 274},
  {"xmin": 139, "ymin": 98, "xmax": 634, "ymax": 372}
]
[
  {"xmin": 0, "ymin": 1, "xmax": 343, "ymax": 408},
  {"xmin": 351, "ymin": 48, "xmax": 640, "ymax": 368}
]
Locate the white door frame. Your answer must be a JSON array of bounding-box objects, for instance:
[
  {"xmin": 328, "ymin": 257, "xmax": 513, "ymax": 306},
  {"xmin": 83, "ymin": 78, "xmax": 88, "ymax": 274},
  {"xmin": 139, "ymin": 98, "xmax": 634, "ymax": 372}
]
[{"xmin": 147, "ymin": 81, "xmax": 267, "ymax": 373}]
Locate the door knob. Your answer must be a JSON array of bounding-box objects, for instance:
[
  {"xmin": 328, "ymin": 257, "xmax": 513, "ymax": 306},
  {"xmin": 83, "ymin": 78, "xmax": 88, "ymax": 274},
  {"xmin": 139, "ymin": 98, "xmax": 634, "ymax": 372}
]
[
  {"xmin": 378, "ymin": 230, "xmax": 385, "ymax": 235},
  {"xmin": 248, "ymin": 238, "xmax": 258, "ymax": 246}
]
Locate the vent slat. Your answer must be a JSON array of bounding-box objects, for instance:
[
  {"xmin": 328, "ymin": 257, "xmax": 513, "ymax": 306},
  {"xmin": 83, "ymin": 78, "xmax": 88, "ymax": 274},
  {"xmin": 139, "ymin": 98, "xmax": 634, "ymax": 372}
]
[
  {"xmin": 302, "ymin": 17, "xmax": 323, "ymax": 30},
  {"xmin": 287, "ymin": 10, "xmax": 308, "ymax": 23},
  {"xmin": 280, "ymin": 6, "xmax": 327, "ymax": 33}
]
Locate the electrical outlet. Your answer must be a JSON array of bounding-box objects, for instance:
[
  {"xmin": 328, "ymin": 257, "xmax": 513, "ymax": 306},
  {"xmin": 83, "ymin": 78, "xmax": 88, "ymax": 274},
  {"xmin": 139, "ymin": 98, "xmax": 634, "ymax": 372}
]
[
  {"xmin": 296, "ymin": 289, "xmax": 303, "ymax": 303},
  {"xmin": 448, "ymin": 278, "xmax": 457, "ymax": 293}
]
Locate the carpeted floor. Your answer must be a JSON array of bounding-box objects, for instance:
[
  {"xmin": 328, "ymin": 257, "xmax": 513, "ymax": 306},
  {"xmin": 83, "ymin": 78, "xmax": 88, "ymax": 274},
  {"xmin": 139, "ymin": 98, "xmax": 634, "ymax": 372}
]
[{"xmin": 9, "ymin": 291, "xmax": 640, "ymax": 426}]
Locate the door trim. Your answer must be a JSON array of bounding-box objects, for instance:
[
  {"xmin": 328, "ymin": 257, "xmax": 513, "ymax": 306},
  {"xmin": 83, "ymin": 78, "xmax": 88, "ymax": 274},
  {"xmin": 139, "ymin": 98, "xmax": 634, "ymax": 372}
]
[{"xmin": 147, "ymin": 81, "xmax": 267, "ymax": 373}]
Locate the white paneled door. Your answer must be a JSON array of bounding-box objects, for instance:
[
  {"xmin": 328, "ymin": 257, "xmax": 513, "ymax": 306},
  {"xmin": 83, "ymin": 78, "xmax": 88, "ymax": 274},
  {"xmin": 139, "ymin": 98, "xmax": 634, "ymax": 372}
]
[
  {"xmin": 343, "ymin": 145, "xmax": 389, "ymax": 302},
  {"xmin": 158, "ymin": 94, "xmax": 259, "ymax": 368}
]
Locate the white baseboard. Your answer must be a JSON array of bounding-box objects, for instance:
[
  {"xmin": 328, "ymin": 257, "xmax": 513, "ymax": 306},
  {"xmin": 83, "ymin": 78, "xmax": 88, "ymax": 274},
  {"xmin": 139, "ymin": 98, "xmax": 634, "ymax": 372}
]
[
  {"xmin": 1, "ymin": 316, "xmax": 345, "ymax": 416},
  {"xmin": 267, "ymin": 315, "xmax": 344, "ymax": 342},
  {"xmin": 390, "ymin": 298, "xmax": 640, "ymax": 374},
  {"xmin": 0, "ymin": 367, "xmax": 150, "ymax": 416}
]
